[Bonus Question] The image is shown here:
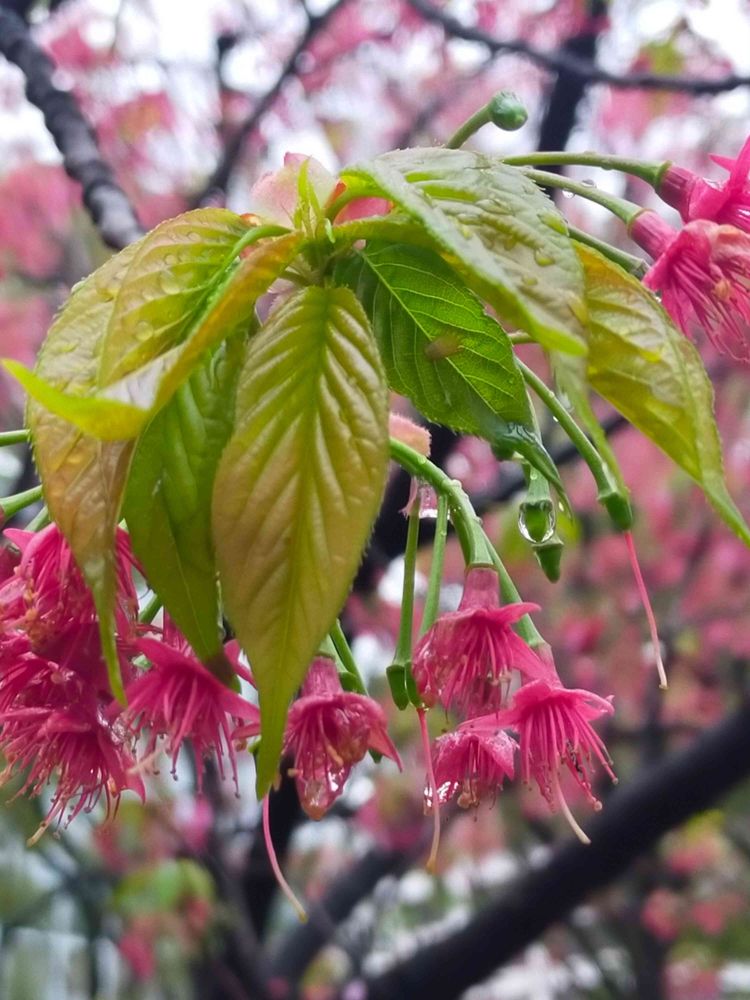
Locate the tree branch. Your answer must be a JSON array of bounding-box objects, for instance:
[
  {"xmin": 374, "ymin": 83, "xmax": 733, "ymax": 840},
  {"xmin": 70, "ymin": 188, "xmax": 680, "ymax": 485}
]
[
  {"xmin": 405, "ymin": 0, "xmax": 750, "ymax": 94},
  {"xmin": 0, "ymin": 7, "xmax": 143, "ymax": 249},
  {"xmin": 194, "ymin": 0, "xmax": 349, "ymax": 205},
  {"xmin": 349, "ymin": 695, "xmax": 750, "ymax": 1000}
]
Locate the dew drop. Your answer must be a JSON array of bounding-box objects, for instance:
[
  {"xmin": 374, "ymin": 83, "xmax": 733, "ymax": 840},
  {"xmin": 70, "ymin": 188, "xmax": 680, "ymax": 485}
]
[
  {"xmin": 518, "ymin": 501, "xmax": 556, "ymax": 544},
  {"xmin": 580, "ymin": 178, "xmax": 597, "ymax": 188},
  {"xmin": 521, "ymin": 274, "xmax": 538, "ymax": 288},
  {"xmin": 562, "ymin": 190, "xmax": 575, "ymax": 200},
  {"xmin": 160, "ymin": 272, "xmax": 181, "ymax": 295},
  {"xmin": 533, "ymin": 249, "xmax": 555, "ymax": 267},
  {"xmin": 134, "ymin": 321, "xmax": 152, "ymax": 343}
]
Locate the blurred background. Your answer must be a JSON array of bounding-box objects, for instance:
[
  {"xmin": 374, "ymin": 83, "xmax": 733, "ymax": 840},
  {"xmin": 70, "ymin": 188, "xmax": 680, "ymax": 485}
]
[{"xmin": 2, "ymin": 0, "xmax": 750, "ymax": 997}]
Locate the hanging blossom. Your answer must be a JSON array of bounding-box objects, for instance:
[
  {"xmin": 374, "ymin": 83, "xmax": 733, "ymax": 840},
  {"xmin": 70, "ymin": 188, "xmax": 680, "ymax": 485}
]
[
  {"xmin": 658, "ymin": 136, "xmax": 750, "ymax": 233},
  {"xmin": 125, "ymin": 621, "xmax": 260, "ymax": 790},
  {"xmin": 428, "ymin": 722, "xmax": 517, "ymax": 810},
  {"xmin": 281, "ymin": 656, "xmax": 401, "ymax": 820},
  {"xmin": 412, "ymin": 564, "xmax": 548, "ymax": 718},
  {"xmin": 0, "ymin": 525, "xmax": 143, "ymax": 837},
  {"xmin": 630, "ymin": 211, "xmax": 750, "ymax": 363},
  {"xmin": 485, "ymin": 674, "xmax": 616, "ymax": 843}
]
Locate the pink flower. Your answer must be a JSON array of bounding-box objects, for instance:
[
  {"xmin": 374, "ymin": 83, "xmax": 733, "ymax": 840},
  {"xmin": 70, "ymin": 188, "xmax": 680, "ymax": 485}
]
[
  {"xmin": 659, "ymin": 136, "xmax": 750, "ymax": 232},
  {"xmin": 246, "ymin": 153, "xmax": 338, "ymax": 228},
  {"xmin": 0, "ymin": 700, "xmax": 143, "ymax": 837},
  {"xmin": 283, "ymin": 656, "xmax": 401, "ymax": 820},
  {"xmin": 412, "ymin": 565, "xmax": 548, "ymax": 718},
  {"xmin": 490, "ymin": 677, "xmax": 615, "ymax": 842},
  {"xmin": 630, "ymin": 211, "xmax": 750, "ymax": 362},
  {"xmin": 428, "ymin": 722, "xmax": 516, "ymax": 810},
  {"xmin": 125, "ymin": 635, "xmax": 260, "ymax": 789}
]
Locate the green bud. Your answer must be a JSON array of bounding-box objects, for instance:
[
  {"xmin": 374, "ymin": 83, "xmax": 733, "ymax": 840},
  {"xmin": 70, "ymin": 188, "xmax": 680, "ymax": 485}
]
[
  {"xmin": 599, "ymin": 488, "xmax": 634, "ymax": 532},
  {"xmin": 533, "ymin": 533, "xmax": 564, "ymax": 582},
  {"xmin": 488, "ymin": 91, "xmax": 528, "ymax": 132},
  {"xmin": 386, "ymin": 663, "xmax": 409, "ymax": 710}
]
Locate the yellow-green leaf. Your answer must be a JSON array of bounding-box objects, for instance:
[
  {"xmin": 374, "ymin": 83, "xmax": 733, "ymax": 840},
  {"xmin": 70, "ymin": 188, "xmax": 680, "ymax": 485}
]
[
  {"xmin": 579, "ymin": 244, "xmax": 750, "ymax": 546},
  {"xmin": 212, "ymin": 286, "xmax": 389, "ymax": 795}
]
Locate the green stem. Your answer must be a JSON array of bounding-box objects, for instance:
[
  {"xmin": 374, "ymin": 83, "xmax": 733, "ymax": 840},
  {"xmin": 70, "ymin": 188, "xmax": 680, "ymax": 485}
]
[
  {"xmin": 394, "ymin": 504, "xmax": 421, "ymax": 663},
  {"xmin": 0, "ymin": 429, "xmax": 29, "ymax": 446},
  {"xmin": 389, "ymin": 438, "xmax": 545, "ymax": 648},
  {"xmin": 521, "ymin": 169, "xmax": 643, "ymax": 225},
  {"xmin": 420, "ymin": 494, "xmax": 448, "ymax": 636},
  {"xmin": 567, "ymin": 225, "xmax": 647, "ymax": 278},
  {"xmin": 389, "ymin": 438, "xmax": 492, "ymax": 566},
  {"xmin": 503, "ymin": 151, "xmax": 665, "ymax": 187},
  {"xmin": 25, "ymin": 505, "xmax": 49, "ymax": 532},
  {"xmin": 446, "ymin": 106, "xmax": 493, "ymax": 149},
  {"xmin": 236, "ymin": 223, "xmax": 291, "ymax": 252},
  {"xmin": 138, "ymin": 592, "xmax": 162, "ymax": 625},
  {"xmin": 329, "ymin": 619, "xmax": 366, "ymax": 694},
  {"xmin": 0, "ymin": 485, "xmax": 43, "ymax": 520},
  {"xmin": 518, "ymin": 361, "xmax": 633, "ymax": 531}
]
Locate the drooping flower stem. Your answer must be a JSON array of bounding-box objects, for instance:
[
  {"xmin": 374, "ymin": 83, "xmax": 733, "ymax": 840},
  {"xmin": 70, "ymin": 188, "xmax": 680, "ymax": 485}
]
[
  {"xmin": 551, "ymin": 768, "xmax": 591, "ymax": 845},
  {"xmin": 389, "ymin": 438, "xmax": 492, "ymax": 566},
  {"xmin": 517, "ymin": 361, "xmax": 633, "ymax": 532},
  {"xmin": 24, "ymin": 505, "xmax": 49, "ymax": 532},
  {"xmin": 420, "ymin": 493, "xmax": 448, "ymax": 636},
  {"xmin": 0, "ymin": 429, "xmax": 29, "ymax": 446},
  {"xmin": 624, "ymin": 531, "xmax": 668, "ymax": 690},
  {"xmin": 394, "ymin": 504, "xmax": 421, "ymax": 664},
  {"xmin": 418, "ymin": 707, "xmax": 441, "ymax": 873},
  {"xmin": 329, "ymin": 619, "xmax": 367, "ymax": 695},
  {"xmin": 0, "ymin": 485, "xmax": 43, "ymax": 521},
  {"xmin": 262, "ymin": 795, "xmax": 308, "ymax": 922},
  {"xmin": 390, "ymin": 438, "xmax": 544, "ymax": 649},
  {"xmin": 566, "ymin": 225, "xmax": 648, "ymax": 278},
  {"xmin": 138, "ymin": 592, "xmax": 163, "ymax": 625},
  {"xmin": 520, "ymin": 169, "xmax": 645, "ymax": 226},
  {"xmin": 503, "ymin": 151, "xmax": 666, "ymax": 187}
]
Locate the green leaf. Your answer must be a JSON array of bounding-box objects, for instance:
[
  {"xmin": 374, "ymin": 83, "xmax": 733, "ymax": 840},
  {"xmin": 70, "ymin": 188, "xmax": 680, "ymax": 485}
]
[
  {"xmin": 341, "ymin": 147, "xmax": 587, "ymax": 355},
  {"xmin": 14, "ymin": 233, "xmax": 303, "ymax": 440},
  {"xmin": 339, "ymin": 242, "xmax": 562, "ymax": 488},
  {"xmin": 212, "ymin": 286, "xmax": 389, "ymax": 795},
  {"xmin": 27, "ymin": 242, "xmax": 143, "ymax": 700},
  {"xmin": 124, "ymin": 335, "xmax": 245, "ymax": 662},
  {"xmin": 578, "ymin": 244, "xmax": 750, "ymax": 546},
  {"xmin": 98, "ymin": 208, "xmax": 255, "ymax": 384}
]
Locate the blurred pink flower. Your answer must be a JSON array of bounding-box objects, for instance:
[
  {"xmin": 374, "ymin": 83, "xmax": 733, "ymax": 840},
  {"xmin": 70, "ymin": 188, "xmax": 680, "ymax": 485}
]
[
  {"xmin": 247, "ymin": 153, "xmax": 338, "ymax": 227},
  {"xmin": 631, "ymin": 211, "xmax": 750, "ymax": 363},
  {"xmin": 283, "ymin": 656, "xmax": 400, "ymax": 820},
  {"xmin": 428, "ymin": 722, "xmax": 516, "ymax": 809},
  {"xmin": 412, "ymin": 565, "xmax": 547, "ymax": 718}
]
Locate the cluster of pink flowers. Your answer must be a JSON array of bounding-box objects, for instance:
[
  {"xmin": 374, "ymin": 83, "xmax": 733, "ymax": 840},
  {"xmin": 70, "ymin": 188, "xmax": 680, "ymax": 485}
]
[
  {"xmin": 413, "ymin": 565, "xmax": 616, "ymax": 843},
  {"xmin": 633, "ymin": 136, "xmax": 750, "ymax": 362},
  {"xmin": 0, "ymin": 524, "xmax": 260, "ymax": 840}
]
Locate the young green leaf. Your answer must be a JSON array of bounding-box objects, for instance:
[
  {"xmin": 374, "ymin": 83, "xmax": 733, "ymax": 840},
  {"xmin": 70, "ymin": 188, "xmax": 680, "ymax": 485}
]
[
  {"xmin": 124, "ymin": 335, "xmax": 246, "ymax": 662},
  {"xmin": 339, "ymin": 242, "xmax": 562, "ymax": 487},
  {"xmin": 27, "ymin": 242, "xmax": 143, "ymax": 701},
  {"xmin": 341, "ymin": 148, "xmax": 587, "ymax": 355},
  {"xmin": 98, "ymin": 208, "xmax": 255, "ymax": 384},
  {"xmin": 578, "ymin": 244, "xmax": 750, "ymax": 546},
  {"xmin": 212, "ymin": 286, "xmax": 389, "ymax": 796},
  {"xmin": 13, "ymin": 233, "xmax": 303, "ymax": 441}
]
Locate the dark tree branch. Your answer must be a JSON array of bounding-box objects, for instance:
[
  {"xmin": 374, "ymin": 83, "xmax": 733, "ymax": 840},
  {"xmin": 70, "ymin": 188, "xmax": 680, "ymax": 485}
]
[
  {"xmin": 349, "ymin": 696, "xmax": 750, "ymax": 1000},
  {"xmin": 194, "ymin": 0, "xmax": 349, "ymax": 205},
  {"xmin": 405, "ymin": 0, "xmax": 750, "ymax": 94},
  {"xmin": 0, "ymin": 7, "xmax": 143, "ymax": 249}
]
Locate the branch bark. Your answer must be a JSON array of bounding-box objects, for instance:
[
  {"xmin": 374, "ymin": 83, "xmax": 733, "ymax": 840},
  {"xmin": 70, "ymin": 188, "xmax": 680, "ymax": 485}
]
[
  {"xmin": 348, "ymin": 696, "xmax": 750, "ymax": 1000},
  {"xmin": 0, "ymin": 7, "xmax": 143, "ymax": 249}
]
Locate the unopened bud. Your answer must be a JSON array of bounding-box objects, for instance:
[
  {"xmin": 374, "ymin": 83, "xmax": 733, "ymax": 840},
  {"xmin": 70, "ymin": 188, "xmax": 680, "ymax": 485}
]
[{"xmin": 488, "ymin": 91, "xmax": 528, "ymax": 132}]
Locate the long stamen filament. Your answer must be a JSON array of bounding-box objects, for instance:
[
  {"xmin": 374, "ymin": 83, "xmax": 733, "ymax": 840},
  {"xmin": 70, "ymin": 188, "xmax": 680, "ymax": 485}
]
[
  {"xmin": 262, "ymin": 795, "xmax": 307, "ymax": 922},
  {"xmin": 624, "ymin": 531, "xmax": 667, "ymax": 690},
  {"xmin": 418, "ymin": 707, "xmax": 441, "ymax": 873},
  {"xmin": 551, "ymin": 768, "xmax": 590, "ymax": 845}
]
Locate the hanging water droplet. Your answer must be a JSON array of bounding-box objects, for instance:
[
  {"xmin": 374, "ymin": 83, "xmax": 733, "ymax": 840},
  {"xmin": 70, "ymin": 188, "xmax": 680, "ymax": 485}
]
[
  {"xmin": 580, "ymin": 178, "xmax": 597, "ymax": 188},
  {"xmin": 518, "ymin": 499, "xmax": 556, "ymax": 544},
  {"xmin": 562, "ymin": 190, "xmax": 575, "ymax": 200}
]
